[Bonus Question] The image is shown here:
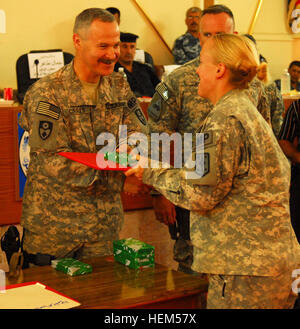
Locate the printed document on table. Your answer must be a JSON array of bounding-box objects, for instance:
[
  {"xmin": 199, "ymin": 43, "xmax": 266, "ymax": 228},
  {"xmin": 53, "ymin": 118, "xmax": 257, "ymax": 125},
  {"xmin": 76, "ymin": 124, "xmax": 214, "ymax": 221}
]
[{"xmin": 0, "ymin": 282, "xmax": 80, "ymax": 309}]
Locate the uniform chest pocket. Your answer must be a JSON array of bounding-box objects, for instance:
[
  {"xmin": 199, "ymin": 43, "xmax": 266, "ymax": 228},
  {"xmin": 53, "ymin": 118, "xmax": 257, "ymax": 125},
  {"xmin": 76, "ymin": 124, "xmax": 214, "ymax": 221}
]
[
  {"xmin": 66, "ymin": 107, "xmax": 96, "ymax": 152},
  {"xmin": 104, "ymin": 102, "xmax": 125, "ymax": 135}
]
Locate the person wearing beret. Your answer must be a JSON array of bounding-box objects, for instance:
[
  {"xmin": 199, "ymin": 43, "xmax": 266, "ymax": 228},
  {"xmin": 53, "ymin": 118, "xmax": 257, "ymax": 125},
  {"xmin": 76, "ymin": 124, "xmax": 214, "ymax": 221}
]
[{"xmin": 114, "ymin": 32, "xmax": 160, "ymax": 98}]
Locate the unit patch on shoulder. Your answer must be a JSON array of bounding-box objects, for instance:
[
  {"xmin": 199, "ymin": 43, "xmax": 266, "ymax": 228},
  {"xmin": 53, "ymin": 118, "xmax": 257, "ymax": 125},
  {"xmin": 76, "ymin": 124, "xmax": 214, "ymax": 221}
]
[
  {"xmin": 39, "ymin": 121, "xmax": 53, "ymax": 140},
  {"xmin": 36, "ymin": 101, "xmax": 61, "ymax": 120},
  {"xmin": 134, "ymin": 108, "xmax": 147, "ymax": 126}
]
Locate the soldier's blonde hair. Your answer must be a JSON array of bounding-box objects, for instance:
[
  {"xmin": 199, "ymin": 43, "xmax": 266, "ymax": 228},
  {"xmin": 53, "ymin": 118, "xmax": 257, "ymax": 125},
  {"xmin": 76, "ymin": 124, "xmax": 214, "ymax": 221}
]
[
  {"xmin": 257, "ymin": 62, "xmax": 272, "ymax": 85},
  {"xmin": 210, "ymin": 34, "xmax": 259, "ymax": 89}
]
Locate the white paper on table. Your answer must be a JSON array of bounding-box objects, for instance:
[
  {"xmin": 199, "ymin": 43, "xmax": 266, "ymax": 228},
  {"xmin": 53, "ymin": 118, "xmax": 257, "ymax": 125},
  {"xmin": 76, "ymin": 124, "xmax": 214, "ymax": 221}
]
[{"xmin": 0, "ymin": 282, "xmax": 80, "ymax": 309}]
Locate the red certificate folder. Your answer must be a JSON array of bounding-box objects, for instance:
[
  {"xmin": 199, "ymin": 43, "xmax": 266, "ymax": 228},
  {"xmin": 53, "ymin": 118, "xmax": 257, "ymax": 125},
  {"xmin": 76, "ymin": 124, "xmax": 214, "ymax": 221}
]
[{"xmin": 58, "ymin": 152, "xmax": 131, "ymax": 171}]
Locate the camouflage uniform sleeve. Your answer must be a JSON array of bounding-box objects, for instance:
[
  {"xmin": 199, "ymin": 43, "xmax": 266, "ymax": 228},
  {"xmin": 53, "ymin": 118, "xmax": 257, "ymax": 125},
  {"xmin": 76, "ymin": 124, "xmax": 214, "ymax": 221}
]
[
  {"xmin": 123, "ymin": 96, "xmax": 149, "ymax": 136},
  {"xmin": 120, "ymin": 80, "xmax": 149, "ymax": 158},
  {"xmin": 147, "ymin": 78, "xmax": 181, "ymax": 136},
  {"xmin": 143, "ymin": 116, "xmax": 249, "ymax": 211},
  {"xmin": 265, "ymin": 82, "xmax": 284, "ymax": 137}
]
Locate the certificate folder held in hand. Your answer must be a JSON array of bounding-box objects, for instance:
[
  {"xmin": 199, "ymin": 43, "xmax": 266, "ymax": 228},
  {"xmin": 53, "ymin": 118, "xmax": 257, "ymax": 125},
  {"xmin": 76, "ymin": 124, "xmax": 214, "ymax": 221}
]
[{"xmin": 59, "ymin": 152, "xmax": 133, "ymax": 171}]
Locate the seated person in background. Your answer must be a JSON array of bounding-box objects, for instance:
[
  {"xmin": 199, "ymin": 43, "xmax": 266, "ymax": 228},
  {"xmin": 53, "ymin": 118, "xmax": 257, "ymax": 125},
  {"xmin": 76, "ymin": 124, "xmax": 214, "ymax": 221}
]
[
  {"xmin": 256, "ymin": 61, "xmax": 285, "ymax": 137},
  {"xmin": 172, "ymin": 7, "xmax": 202, "ymax": 65},
  {"xmin": 106, "ymin": 6, "xmax": 155, "ymax": 71},
  {"xmin": 114, "ymin": 32, "xmax": 160, "ymax": 97},
  {"xmin": 275, "ymin": 61, "xmax": 300, "ymax": 92}
]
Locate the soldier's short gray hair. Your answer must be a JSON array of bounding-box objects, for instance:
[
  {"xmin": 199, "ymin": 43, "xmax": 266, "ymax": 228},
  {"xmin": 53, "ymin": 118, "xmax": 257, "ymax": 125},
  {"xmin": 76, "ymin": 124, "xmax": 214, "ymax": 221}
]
[{"xmin": 73, "ymin": 8, "xmax": 115, "ymax": 34}]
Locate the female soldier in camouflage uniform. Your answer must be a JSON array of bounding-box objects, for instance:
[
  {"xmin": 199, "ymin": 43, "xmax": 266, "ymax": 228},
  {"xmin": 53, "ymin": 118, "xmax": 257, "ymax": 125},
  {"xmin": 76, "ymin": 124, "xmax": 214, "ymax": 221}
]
[{"xmin": 126, "ymin": 34, "xmax": 300, "ymax": 309}]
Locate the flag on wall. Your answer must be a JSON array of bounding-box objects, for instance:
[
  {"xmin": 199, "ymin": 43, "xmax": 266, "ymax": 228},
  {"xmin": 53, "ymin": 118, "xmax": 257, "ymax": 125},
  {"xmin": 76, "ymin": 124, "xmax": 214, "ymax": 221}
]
[{"xmin": 287, "ymin": 0, "xmax": 300, "ymax": 34}]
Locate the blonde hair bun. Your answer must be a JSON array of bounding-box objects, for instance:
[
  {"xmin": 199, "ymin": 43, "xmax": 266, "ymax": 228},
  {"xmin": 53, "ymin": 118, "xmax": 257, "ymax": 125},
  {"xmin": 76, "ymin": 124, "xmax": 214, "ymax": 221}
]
[{"xmin": 211, "ymin": 34, "xmax": 259, "ymax": 89}]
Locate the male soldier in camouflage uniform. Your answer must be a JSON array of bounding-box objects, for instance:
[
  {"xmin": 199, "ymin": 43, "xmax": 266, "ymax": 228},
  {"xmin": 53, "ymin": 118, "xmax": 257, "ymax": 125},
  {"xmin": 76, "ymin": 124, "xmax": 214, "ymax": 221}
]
[
  {"xmin": 127, "ymin": 34, "xmax": 300, "ymax": 308},
  {"xmin": 148, "ymin": 5, "xmax": 271, "ymax": 274},
  {"xmin": 19, "ymin": 8, "xmax": 148, "ymax": 266}
]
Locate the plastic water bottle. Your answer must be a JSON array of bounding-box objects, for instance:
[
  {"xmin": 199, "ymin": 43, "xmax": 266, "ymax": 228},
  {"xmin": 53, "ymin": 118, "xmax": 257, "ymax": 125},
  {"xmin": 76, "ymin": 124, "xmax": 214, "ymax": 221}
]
[
  {"xmin": 281, "ymin": 69, "xmax": 290, "ymax": 94},
  {"xmin": 118, "ymin": 67, "xmax": 127, "ymax": 80}
]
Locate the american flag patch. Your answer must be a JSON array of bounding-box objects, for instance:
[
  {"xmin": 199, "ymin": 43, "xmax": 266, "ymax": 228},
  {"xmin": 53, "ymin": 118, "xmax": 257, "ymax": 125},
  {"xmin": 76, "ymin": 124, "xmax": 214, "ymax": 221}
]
[
  {"xmin": 155, "ymin": 83, "xmax": 169, "ymax": 102},
  {"xmin": 36, "ymin": 101, "xmax": 61, "ymax": 120}
]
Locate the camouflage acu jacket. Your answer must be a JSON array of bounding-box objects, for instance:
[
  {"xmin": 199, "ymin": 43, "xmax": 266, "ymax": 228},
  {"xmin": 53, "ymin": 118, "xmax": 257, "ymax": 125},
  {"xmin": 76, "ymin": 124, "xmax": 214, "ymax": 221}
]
[
  {"xmin": 143, "ymin": 89, "xmax": 300, "ymax": 276},
  {"xmin": 19, "ymin": 62, "xmax": 148, "ymax": 243}
]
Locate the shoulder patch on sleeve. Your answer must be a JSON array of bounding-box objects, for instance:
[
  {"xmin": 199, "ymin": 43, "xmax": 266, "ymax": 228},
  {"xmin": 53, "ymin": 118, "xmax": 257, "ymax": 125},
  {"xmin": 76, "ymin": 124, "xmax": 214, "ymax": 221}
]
[
  {"xmin": 36, "ymin": 101, "xmax": 61, "ymax": 120},
  {"xmin": 134, "ymin": 108, "xmax": 147, "ymax": 126}
]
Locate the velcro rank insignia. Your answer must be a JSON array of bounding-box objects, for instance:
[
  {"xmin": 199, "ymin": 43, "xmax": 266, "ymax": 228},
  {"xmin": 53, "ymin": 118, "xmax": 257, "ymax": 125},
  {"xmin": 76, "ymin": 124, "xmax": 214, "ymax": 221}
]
[
  {"xmin": 155, "ymin": 83, "xmax": 169, "ymax": 102},
  {"xmin": 36, "ymin": 101, "xmax": 61, "ymax": 120},
  {"xmin": 127, "ymin": 97, "xmax": 137, "ymax": 109}
]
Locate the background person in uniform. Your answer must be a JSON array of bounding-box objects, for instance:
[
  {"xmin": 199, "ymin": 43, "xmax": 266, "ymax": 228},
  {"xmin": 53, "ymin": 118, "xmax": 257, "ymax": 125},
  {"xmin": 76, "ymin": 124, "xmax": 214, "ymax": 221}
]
[
  {"xmin": 244, "ymin": 33, "xmax": 284, "ymax": 137},
  {"xmin": 19, "ymin": 8, "xmax": 148, "ymax": 267},
  {"xmin": 106, "ymin": 6, "xmax": 155, "ymax": 71},
  {"xmin": 275, "ymin": 60, "xmax": 300, "ymax": 92},
  {"xmin": 256, "ymin": 61, "xmax": 284, "ymax": 137},
  {"xmin": 172, "ymin": 7, "xmax": 202, "ymax": 65},
  {"xmin": 114, "ymin": 32, "xmax": 160, "ymax": 97},
  {"xmin": 126, "ymin": 34, "xmax": 300, "ymax": 309},
  {"xmin": 105, "ymin": 7, "xmax": 120, "ymax": 25},
  {"xmin": 147, "ymin": 4, "xmax": 271, "ymax": 275}
]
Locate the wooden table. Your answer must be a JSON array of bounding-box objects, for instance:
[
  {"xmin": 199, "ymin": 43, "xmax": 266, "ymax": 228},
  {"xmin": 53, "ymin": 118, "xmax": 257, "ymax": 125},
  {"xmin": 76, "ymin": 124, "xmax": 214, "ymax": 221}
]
[{"xmin": 6, "ymin": 256, "xmax": 208, "ymax": 309}]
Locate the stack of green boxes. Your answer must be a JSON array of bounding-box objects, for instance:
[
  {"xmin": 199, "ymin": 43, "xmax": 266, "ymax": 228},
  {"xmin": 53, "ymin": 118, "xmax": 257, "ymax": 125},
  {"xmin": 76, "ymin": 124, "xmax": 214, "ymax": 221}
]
[{"xmin": 113, "ymin": 238, "xmax": 155, "ymax": 269}]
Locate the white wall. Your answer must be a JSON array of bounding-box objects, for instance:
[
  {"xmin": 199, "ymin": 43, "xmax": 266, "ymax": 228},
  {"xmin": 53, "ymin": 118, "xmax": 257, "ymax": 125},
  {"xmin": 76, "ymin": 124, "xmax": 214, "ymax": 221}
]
[{"xmin": 0, "ymin": 0, "xmax": 299, "ymax": 89}]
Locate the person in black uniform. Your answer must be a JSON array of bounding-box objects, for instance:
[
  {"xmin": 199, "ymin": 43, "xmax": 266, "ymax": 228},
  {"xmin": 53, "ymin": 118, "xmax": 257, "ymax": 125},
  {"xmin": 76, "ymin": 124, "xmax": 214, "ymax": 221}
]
[{"xmin": 114, "ymin": 32, "xmax": 160, "ymax": 97}]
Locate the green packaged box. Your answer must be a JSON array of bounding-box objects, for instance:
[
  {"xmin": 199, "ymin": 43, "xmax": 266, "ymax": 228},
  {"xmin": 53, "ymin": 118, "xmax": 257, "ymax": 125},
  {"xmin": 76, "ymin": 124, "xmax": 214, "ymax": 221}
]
[
  {"xmin": 51, "ymin": 258, "xmax": 92, "ymax": 276},
  {"xmin": 113, "ymin": 238, "xmax": 155, "ymax": 269},
  {"xmin": 104, "ymin": 152, "xmax": 136, "ymax": 166}
]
